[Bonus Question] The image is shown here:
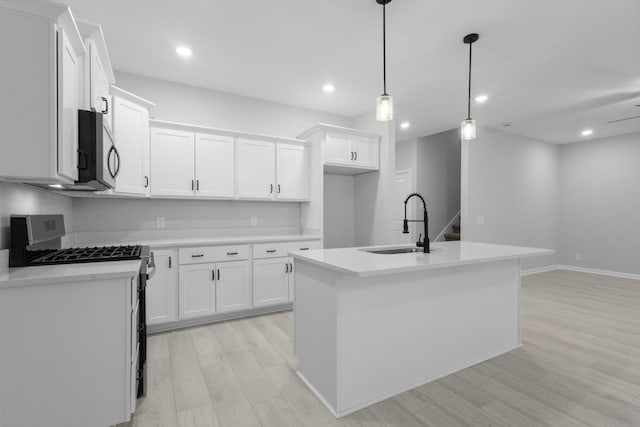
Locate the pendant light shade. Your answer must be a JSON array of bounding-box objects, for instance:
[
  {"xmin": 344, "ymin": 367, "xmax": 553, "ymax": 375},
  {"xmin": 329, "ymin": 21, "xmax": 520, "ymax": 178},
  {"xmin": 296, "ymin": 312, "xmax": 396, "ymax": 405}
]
[
  {"xmin": 377, "ymin": 94, "xmax": 393, "ymax": 121},
  {"xmin": 461, "ymin": 33, "xmax": 479, "ymax": 140},
  {"xmin": 376, "ymin": 0, "xmax": 393, "ymax": 122}
]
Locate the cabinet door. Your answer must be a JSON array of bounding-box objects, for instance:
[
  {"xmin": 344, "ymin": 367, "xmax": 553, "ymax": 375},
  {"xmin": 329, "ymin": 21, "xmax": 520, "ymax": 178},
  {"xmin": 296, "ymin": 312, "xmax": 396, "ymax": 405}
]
[
  {"xmin": 150, "ymin": 128, "xmax": 195, "ymax": 197},
  {"xmin": 178, "ymin": 263, "xmax": 216, "ymax": 319},
  {"xmin": 113, "ymin": 96, "xmax": 149, "ymax": 195},
  {"xmin": 215, "ymin": 261, "xmax": 251, "ymax": 313},
  {"xmin": 146, "ymin": 249, "xmax": 178, "ymax": 325},
  {"xmin": 253, "ymin": 258, "xmax": 289, "ymax": 307},
  {"xmin": 276, "ymin": 143, "xmax": 309, "ymax": 200},
  {"xmin": 57, "ymin": 28, "xmax": 80, "ymax": 182},
  {"xmin": 324, "ymin": 132, "xmax": 352, "ymax": 165},
  {"xmin": 195, "ymin": 133, "xmax": 235, "ymax": 198},
  {"xmin": 90, "ymin": 40, "xmax": 111, "ymax": 130},
  {"xmin": 287, "ymin": 257, "xmax": 295, "ymax": 302},
  {"xmin": 352, "ymin": 135, "xmax": 379, "ymax": 169},
  {"xmin": 237, "ymin": 139, "xmax": 275, "ymax": 199}
]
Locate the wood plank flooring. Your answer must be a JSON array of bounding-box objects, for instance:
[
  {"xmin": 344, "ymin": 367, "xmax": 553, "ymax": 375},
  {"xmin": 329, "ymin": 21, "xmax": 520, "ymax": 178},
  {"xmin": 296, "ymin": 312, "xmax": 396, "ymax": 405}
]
[{"xmin": 126, "ymin": 269, "xmax": 640, "ymax": 427}]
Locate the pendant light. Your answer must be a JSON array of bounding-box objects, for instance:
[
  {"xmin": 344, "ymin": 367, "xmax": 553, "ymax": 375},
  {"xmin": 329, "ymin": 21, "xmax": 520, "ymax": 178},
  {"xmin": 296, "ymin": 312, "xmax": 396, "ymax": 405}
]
[
  {"xmin": 461, "ymin": 33, "xmax": 479, "ymax": 140},
  {"xmin": 376, "ymin": 0, "xmax": 393, "ymax": 121}
]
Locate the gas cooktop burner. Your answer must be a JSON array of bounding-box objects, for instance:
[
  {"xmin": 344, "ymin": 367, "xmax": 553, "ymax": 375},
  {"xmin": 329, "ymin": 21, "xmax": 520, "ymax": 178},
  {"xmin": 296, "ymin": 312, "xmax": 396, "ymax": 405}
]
[{"xmin": 27, "ymin": 245, "xmax": 142, "ymax": 265}]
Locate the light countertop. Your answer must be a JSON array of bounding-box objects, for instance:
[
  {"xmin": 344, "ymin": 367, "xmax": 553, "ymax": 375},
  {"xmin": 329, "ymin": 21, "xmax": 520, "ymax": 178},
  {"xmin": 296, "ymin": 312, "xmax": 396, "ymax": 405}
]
[
  {"xmin": 77, "ymin": 234, "xmax": 322, "ymax": 249},
  {"xmin": 290, "ymin": 241, "xmax": 553, "ymax": 277},
  {"xmin": 0, "ymin": 259, "xmax": 142, "ymax": 289}
]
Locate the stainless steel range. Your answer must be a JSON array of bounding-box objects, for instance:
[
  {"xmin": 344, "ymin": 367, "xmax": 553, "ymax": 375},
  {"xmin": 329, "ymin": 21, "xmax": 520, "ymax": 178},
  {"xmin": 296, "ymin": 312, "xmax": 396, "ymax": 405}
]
[{"xmin": 9, "ymin": 214, "xmax": 151, "ymax": 398}]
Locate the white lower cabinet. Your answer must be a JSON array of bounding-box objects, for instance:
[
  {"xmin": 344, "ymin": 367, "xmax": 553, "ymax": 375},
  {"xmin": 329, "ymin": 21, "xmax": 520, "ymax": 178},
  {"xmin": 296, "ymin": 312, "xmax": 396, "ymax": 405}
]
[
  {"xmin": 253, "ymin": 257, "xmax": 295, "ymax": 307},
  {"xmin": 216, "ymin": 261, "xmax": 251, "ymax": 313},
  {"xmin": 146, "ymin": 249, "xmax": 178, "ymax": 325},
  {"xmin": 179, "ymin": 262, "xmax": 217, "ymax": 319}
]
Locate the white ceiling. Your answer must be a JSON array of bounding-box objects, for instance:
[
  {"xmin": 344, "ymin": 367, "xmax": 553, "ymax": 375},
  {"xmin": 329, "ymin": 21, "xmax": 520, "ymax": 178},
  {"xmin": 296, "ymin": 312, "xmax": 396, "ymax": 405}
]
[{"xmin": 63, "ymin": 0, "xmax": 640, "ymax": 143}]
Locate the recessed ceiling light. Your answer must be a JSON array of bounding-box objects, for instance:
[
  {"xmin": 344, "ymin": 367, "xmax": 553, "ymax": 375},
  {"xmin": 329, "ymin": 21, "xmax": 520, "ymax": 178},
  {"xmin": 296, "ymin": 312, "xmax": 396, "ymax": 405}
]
[
  {"xmin": 581, "ymin": 129, "xmax": 593, "ymax": 136},
  {"xmin": 48, "ymin": 184, "xmax": 64, "ymax": 189},
  {"xmin": 176, "ymin": 46, "xmax": 192, "ymax": 57},
  {"xmin": 322, "ymin": 83, "xmax": 335, "ymax": 93},
  {"xmin": 475, "ymin": 94, "xmax": 489, "ymax": 103},
  {"xmin": 400, "ymin": 121, "xmax": 410, "ymax": 129}
]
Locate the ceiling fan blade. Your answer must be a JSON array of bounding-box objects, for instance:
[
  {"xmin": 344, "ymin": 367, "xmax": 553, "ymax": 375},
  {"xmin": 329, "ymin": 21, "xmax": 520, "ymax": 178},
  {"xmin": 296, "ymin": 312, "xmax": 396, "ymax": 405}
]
[{"xmin": 607, "ymin": 115, "xmax": 640, "ymax": 124}]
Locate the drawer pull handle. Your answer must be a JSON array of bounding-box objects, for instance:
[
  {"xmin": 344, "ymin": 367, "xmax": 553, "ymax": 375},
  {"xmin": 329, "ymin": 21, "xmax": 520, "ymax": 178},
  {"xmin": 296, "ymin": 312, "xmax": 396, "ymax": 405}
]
[
  {"xmin": 191, "ymin": 254, "xmax": 204, "ymax": 258},
  {"xmin": 227, "ymin": 252, "xmax": 238, "ymax": 256},
  {"xmin": 266, "ymin": 249, "xmax": 277, "ymax": 253},
  {"xmin": 299, "ymin": 247, "xmax": 309, "ymax": 250}
]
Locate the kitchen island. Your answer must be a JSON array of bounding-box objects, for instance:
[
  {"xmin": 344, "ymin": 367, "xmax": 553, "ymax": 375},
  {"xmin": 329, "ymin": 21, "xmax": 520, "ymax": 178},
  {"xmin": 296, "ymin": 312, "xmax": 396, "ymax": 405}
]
[{"xmin": 290, "ymin": 241, "xmax": 552, "ymax": 417}]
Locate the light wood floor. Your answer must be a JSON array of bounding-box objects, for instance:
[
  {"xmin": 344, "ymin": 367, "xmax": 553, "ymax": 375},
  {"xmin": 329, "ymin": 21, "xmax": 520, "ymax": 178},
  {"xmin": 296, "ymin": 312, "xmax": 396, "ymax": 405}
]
[{"xmin": 127, "ymin": 270, "xmax": 640, "ymax": 427}]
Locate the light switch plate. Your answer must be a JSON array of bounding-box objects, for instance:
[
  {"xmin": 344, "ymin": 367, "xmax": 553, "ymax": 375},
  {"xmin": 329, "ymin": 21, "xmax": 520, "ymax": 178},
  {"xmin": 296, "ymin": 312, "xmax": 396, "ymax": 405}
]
[
  {"xmin": 156, "ymin": 217, "xmax": 166, "ymax": 228},
  {"xmin": 250, "ymin": 217, "xmax": 258, "ymax": 226},
  {"xmin": 476, "ymin": 216, "xmax": 485, "ymax": 225}
]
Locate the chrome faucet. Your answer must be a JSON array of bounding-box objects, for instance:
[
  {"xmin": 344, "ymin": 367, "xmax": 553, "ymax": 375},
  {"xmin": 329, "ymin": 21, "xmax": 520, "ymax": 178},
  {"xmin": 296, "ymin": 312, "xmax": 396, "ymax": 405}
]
[{"xmin": 402, "ymin": 192, "xmax": 430, "ymax": 253}]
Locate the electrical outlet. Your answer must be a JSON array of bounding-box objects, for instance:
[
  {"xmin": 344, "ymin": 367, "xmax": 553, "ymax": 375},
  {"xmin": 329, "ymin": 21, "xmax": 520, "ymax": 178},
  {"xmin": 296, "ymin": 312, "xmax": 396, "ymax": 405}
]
[
  {"xmin": 476, "ymin": 216, "xmax": 485, "ymax": 225},
  {"xmin": 575, "ymin": 253, "xmax": 582, "ymax": 261},
  {"xmin": 156, "ymin": 217, "xmax": 166, "ymax": 228},
  {"xmin": 250, "ymin": 217, "xmax": 258, "ymax": 226}
]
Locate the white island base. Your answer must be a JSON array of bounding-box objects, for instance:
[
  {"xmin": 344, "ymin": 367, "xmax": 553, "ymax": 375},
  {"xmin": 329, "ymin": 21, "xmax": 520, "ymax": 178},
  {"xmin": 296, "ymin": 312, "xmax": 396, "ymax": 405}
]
[{"xmin": 292, "ymin": 242, "xmax": 551, "ymax": 417}]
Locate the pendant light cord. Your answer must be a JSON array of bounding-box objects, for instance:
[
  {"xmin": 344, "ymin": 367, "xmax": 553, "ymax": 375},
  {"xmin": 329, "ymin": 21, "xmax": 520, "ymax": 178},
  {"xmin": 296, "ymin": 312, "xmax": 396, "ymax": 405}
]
[
  {"xmin": 467, "ymin": 40, "xmax": 472, "ymax": 120},
  {"xmin": 383, "ymin": 2, "xmax": 387, "ymax": 95}
]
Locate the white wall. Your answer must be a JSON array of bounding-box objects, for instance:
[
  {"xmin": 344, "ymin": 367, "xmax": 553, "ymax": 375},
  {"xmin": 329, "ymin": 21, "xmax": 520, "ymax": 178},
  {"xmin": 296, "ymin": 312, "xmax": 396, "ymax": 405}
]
[
  {"xmin": 0, "ymin": 182, "xmax": 74, "ymax": 250},
  {"xmin": 72, "ymin": 198, "xmax": 301, "ymax": 244},
  {"xmin": 559, "ymin": 132, "xmax": 640, "ymax": 275},
  {"xmin": 352, "ymin": 112, "xmax": 395, "ymax": 246},
  {"xmin": 462, "ymin": 127, "xmax": 560, "ymax": 270},
  {"xmin": 323, "ymin": 174, "xmax": 355, "ymax": 248},
  {"xmin": 115, "ymin": 71, "xmax": 353, "ymax": 138}
]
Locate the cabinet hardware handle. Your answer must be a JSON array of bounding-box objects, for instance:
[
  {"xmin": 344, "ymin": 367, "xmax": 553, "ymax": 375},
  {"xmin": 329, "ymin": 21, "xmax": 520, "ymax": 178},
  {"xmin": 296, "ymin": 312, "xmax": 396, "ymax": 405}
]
[
  {"xmin": 285, "ymin": 263, "xmax": 289, "ymax": 273},
  {"xmin": 191, "ymin": 254, "xmax": 204, "ymax": 258},
  {"xmin": 270, "ymin": 184, "xmax": 273, "ymax": 193},
  {"xmin": 278, "ymin": 184, "xmax": 281, "ymax": 194},
  {"xmin": 191, "ymin": 180, "xmax": 194, "ymax": 191},
  {"xmin": 196, "ymin": 180, "xmax": 200, "ymax": 191},
  {"xmin": 300, "ymin": 247, "xmax": 309, "ymax": 250},
  {"xmin": 168, "ymin": 256, "xmax": 172, "ymax": 268},
  {"xmin": 212, "ymin": 270, "xmax": 215, "ymax": 281},
  {"xmin": 355, "ymin": 151, "xmax": 358, "ymax": 161},
  {"xmin": 217, "ymin": 269, "xmax": 220, "ymax": 281},
  {"xmin": 350, "ymin": 151, "xmax": 354, "ymax": 160},
  {"xmin": 144, "ymin": 176, "xmax": 149, "ymax": 188},
  {"xmin": 101, "ymin": 96, "xmax": 109, "ymax": 114},
  {"xmin": 227, "ymin": 252, "xmax": 238, "ymax": 256},
  {"xmin": 289, "ymin": 262, "xmax": 293, "ymax": 273},
  {"xmin": 266, "ymin": 249, "xmax": 277, "ymax": 253}
]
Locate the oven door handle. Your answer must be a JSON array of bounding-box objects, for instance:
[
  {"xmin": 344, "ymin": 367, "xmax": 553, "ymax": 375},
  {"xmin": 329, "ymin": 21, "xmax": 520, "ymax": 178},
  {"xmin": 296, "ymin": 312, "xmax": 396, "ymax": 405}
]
[{"xmin": 145, "ymin": 252, "xmax": 156, "ymax": 280}]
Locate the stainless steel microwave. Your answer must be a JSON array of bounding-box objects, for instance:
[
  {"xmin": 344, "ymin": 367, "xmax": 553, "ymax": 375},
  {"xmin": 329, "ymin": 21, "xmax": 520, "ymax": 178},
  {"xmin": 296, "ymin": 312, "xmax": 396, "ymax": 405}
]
[{"xmin": 65, "ymin": 109, "xmax": 119, "ymax": 191}]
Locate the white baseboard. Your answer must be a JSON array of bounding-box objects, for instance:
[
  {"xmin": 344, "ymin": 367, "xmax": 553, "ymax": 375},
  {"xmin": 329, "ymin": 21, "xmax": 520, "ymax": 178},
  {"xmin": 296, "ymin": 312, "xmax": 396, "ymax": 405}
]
[
  {"xmin": 520, "ymin": 264, "xmax": 560, "ymax": 276},
  {"xmin": 555, "ymin": 264, "xmax": 640, "ymax": 280},
  {"xmin": 520, "ymin": 263, "xmax": 640, "ymax": 280}
]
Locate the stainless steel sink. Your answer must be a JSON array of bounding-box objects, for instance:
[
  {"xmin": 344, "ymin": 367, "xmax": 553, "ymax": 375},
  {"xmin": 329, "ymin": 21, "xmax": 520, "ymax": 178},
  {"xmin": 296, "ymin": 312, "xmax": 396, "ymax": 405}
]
[{"xmin": 364, "ymin": 247, "xmax": 434, "ymax": 255}]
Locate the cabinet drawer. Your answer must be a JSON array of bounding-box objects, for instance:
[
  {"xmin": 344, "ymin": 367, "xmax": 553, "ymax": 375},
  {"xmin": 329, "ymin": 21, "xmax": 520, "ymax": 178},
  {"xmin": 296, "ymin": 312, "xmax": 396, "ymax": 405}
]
[
  {"xmin": 179, "ymin": 245, "xmax": 249, "ymax": 264},
  {"xmin": 253, "ymin": 240, "xmax": 321, "ymax": 259}
]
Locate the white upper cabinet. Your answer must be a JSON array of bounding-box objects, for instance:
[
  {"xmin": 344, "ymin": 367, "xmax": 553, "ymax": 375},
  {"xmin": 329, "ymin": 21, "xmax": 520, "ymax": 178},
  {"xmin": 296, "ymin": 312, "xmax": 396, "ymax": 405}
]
[
  {"xmin": 112, "ymin": 90, "xmax": 152, "ymax": 196},
  {"xmin": 150, "ymin": 128, "xmax": 196, "ymax": 197},
  {"xmin": 57, "ymin": 27, "xmax": 81, "ymax": 182},
  {"xmin": 0, "ymin": 3, "xmax": 85, "ymax": 184},
  {"xmin": 351, "ymin": 135, "xmax": 379, "ymax": 168},
  {"xmin": 237, "ymin": 138, "xmax": 276, "ymax": 199},
  {"xmin": 276, "ymin": 143, "xmax": 310, "ymax": 200},
  {"xmin": 76, "ymin": 21, "xmax": 115, "ymax": 133},
  {"xmin": 299, "ymin": 125, "xmax": 380, "ymax": 175},
  {"xmin": 195, "ymin": 133, "xmax": 235, "ymax": 198},
  {"xmin": 325, "ymin": 132, "xmax": 353, "ymax": 165}
]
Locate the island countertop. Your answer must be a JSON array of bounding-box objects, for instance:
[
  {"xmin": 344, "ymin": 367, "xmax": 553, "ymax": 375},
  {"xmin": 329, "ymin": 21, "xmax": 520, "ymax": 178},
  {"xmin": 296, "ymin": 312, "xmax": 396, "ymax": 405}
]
[{"xmin": 289, "ymin": 241, "xmax": 553, "ymax": 277}]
